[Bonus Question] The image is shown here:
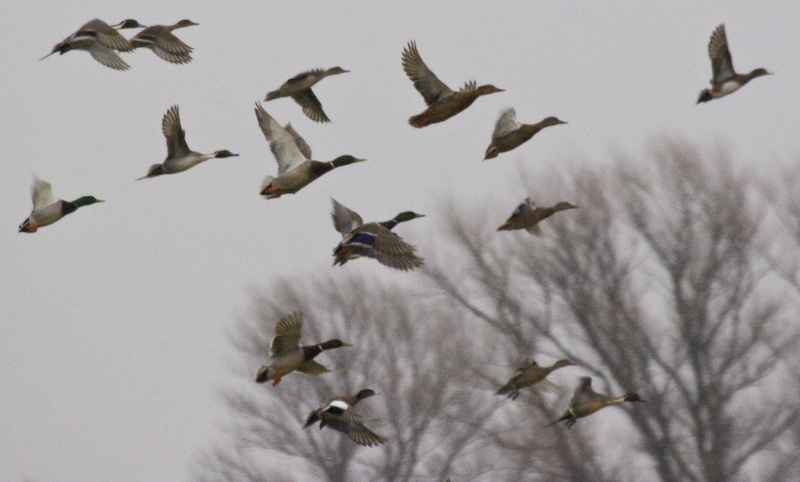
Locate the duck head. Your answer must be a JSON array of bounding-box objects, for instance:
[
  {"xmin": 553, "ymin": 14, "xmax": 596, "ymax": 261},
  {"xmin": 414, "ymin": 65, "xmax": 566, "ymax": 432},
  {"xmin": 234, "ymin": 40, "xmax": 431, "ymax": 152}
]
[
  {"xmin": 624, "ymin": 393, "xmax": 647, "ymax": 403},
  {"xmin": 393, "ymin": 211, "xmax": 425, "ymax": 223},
  {"xmin": 173, "ymin": 19, "xmax": 199, "ymax": 28},
  {"xmin": 553, "ymin": 202, "xmax": 579, "ymax": 211},
  {"xmin": 355, "ymin": 388, "xmax": 377, "ymax": 401},
  {"xmin": 477, "ymin": 84, "xmax": 504, "ymax": 96},
  {"xmin": 552, "ymin": 359, "xmax": 573, "ymax": 369},
  {"xmin": 72, "ymin": 196, "xmax": 105, "ymax": 207},
  {"xmin": 541, "ymin": 116, "xmax": 568, "ymax": 127},
  {"xmin": 331, "ymin": 155, "xmax": 366, "ymax": 167},
  {"xmin": 214, "ymin": 150, "xmax": 239, "ymax": 158},
  {"xmin": 325, "ymin": 66, "xmax": 349, "ymax": 76},
  {"xmin": 748, "ymin": 68, "xmax": 771, "ymax": 80},
  {"xmin": 319, "ymin": 339, "xmax": 352, "ymax": 350},
  {"xmin": 114, "ymin": 19, "xmax": 147, "ymax": 29}
]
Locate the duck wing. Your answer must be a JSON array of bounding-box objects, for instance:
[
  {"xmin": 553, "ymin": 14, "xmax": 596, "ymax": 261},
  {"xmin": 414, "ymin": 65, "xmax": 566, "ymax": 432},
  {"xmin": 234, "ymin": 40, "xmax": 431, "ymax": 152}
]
[
  {"xmin": 269, "ymin": 312, "xmax": 304, "ymax": 357},
  {"xmin": 297, "ymin": 359, "xmax": 329, "ymax": 374},
  {"xmin": 78, "ymin": 19, "xmax": 133, "ymax": 51},
  {"xmin": 285, "ymin": 69, "xmax": 323, "ymax": 87},
  {"xmin": 346, "ymin": 223, "xmax": 417, "ymax": 256},
  {"xmin": 31, "ymin": 176, "xmax": 59, "ymax": 210},
  {"xmin": 331, "ymin": 198, "xmax": 364, "ymax": 235},
  {"xmin": 87, "ymin": 43, "xmax": 130, "ymax": 70},
  {"xmin": 132, "ymin": 26, "xmax": 193, "ymax": 55},
  {"xmin": 284, "ymin": 123, "xmax": 313, "ymax": 159},
  {"xmin": 402, "ymin": 40, "xmax": 454, "ymax": 105},
  {"xmin": 254, "ymin": 103, "xmax": 309, "ymax": 175},
  {"xmin": 492, "ymin": 108, "xmax": 522, "ymax": 140},
  {"xmin": 291, "ymin": 90, "xmax": 331, "ymax": 123},
  {"xmin": 708, "ymin": 24, "xmax": 735, "ymax": 84},
  {"xmin": 570, "ymin": 376, "xmax": 598, "ymax": 406},
  {"xmin": 162, "ymin": 105, "xmax": 191, "ymax": 158},
  {"xmin": 337, "ymin": 410, "xmax": 387, "ymax": 447}
]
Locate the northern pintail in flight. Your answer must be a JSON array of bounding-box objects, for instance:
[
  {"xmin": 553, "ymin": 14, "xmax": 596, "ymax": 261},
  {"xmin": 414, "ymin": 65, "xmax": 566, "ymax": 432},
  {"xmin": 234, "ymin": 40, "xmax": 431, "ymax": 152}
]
[
  {"xmin": 264, "ymin": 67, "xmax": 349, "ymax": 123},
  {"xmin": 548, "ymin": 376, "xmax": 646, "ymax": 428},
  {"xmin": 137, "ymin": 105, "xmax": 238, "ymax": 180},
  {"xmin": 41, "ymin": 19, "xmax": 146, "ymax": 71},
  {"xmin": 129, "ymin": 20, "xmax": 198, "ymax": 64}
]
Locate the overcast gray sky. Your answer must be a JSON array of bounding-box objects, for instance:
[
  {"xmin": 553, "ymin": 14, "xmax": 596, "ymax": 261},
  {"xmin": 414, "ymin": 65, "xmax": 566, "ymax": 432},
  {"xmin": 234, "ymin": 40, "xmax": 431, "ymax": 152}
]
[{"xmin": 2, "ymin": 1, "xmax": 799, "ymax": 481}]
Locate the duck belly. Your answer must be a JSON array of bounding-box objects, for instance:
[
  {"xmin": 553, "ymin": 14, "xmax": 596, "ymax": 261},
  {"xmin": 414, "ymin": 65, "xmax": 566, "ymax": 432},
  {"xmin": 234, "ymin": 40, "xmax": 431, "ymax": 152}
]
[
  {"xmin": 33, "ymin": 203, "xmax": 66, "ymax": 227},
  {"xmin": 163, "ymin": 154, "xmax": 211, "ymax": 174},
  {"xmin": 714, "ymin": 81, "xmax": 741, "ymax": 98}
]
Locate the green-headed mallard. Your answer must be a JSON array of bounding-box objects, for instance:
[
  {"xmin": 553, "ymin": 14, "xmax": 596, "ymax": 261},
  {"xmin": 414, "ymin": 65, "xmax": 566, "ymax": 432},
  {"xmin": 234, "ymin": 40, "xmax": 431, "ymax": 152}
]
[
  {"xmin": 331, "ymin": 198, "xmax": 425, "ymax": 271},
  {"xmin": 402, "ymin": 40, "xmax": 503, "ymax": 128},
  {"xmin": 303, "ymin": 388, "xmax": 387, "ymax": 447},
  {"xmin": 130, "ymin": 20, "xmax": 198, "ymax": 64},
  {"xmin": 137, "ymin": 105, "xmax": 239, "ymax": 180},
  {"xmin": 547, "ymin": 376, "xmax": 646, "ymax": 428},
  {"xmin": 255, "ymin": 312, "xmax": 351, "ymax": 386},
  {"xmin": 484, "ymin": 109, "xmax": 566, "ymax": 160},
  {"xmin": 255, "ymin": 103, "xmax": 365, "ymax": 199},
  {"xmin": 40, "ymin": 19, "xmax": 146, "ymax": 71},
  {"xmin": 265, "ymin": 67, "xmax": 349, "ymax": 123},
  {"xmin": 18, "ymin": 176, "xmax": 104, "ymax": 233},
  {"xmin": 497, "ymin": 197, "xmax": 578, "ymax": 235},
  {"xmin": 697, "ymin": 24, "xmax": 770, "ymax": 104},
  {"xmin": 496, "ymin": 358, "xmax": 573, "ymax": 400}
]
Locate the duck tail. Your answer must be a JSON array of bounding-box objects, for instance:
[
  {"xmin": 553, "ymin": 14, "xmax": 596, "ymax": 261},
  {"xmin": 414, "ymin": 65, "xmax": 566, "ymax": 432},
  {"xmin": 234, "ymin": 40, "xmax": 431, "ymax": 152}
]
[
  {"xmin": 137, "ymin": 164, "xmax": 164, "ymax": 180},
  {"xmin": 696, "ymin": 89, "xmax": 713, "ymax": 104},
  {"xmin": 408, "ymin": 113, "xmax": 431, "ymax": 128},
  {"xmin": 259, "ymin": 175, "xmax": 276, "ymax": 196}
]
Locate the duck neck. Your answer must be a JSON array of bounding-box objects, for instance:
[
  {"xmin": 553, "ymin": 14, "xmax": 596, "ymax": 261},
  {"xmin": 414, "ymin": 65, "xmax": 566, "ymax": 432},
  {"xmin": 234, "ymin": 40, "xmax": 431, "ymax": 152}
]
[{"xmin": 379, "ymin": 219, "xmax": 399, "ymax": 230}]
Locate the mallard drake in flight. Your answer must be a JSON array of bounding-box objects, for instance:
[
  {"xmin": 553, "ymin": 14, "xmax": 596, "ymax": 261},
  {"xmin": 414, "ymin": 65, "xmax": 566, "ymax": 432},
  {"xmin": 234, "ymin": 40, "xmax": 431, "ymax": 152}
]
[
  {"xmin": 496, "ymin": 358, "xmax": 573, "ymax": 400},
  {"xmin": 547, "ymin": 377, "xmax": 646, "ymax": 428},
  {"xmin": 497, "ymin": 197, "xmax": 578, "ymax": 235},
  {"xmin": 18, "ymin": 176, "xmax": 104, "ymax": 233},
  {"xmin": 254, "ymin": 103, "xmax": 364, "ymax": 199},
  {"xmin": 697, "ymin": 24, "xmax": 770, "ymax": 103},
  {"xmin": 129, "ymin": 19, "xmax": 197, "ymax": 64},
  {"xmin": 331, "ymin": 198, "xmax": 425, "ymax": 271},
  {"xmin": 402, "ymin": 40, "xmax": 503, "ymax": 127},
  {"xmin": 303, "ymin": 388, "xmax": 387, "ymax": 447},
  {"xmin": 255, "ymin": 312, "xmax": 351, "ymax": 386},
  {"xmin": 264, "ymin": 67, "xmax": 349, "ymax": 123},
  {"xmin": 484, "ymin": 109, "xmax": 566, "ymax": 160},
  {"xmin": 40, "ymin": 19, "xmax": 146, "ymax": 71},
  {"xmin": 137, "ymin": 105, "xmax": 238, "ymax": 180}
]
